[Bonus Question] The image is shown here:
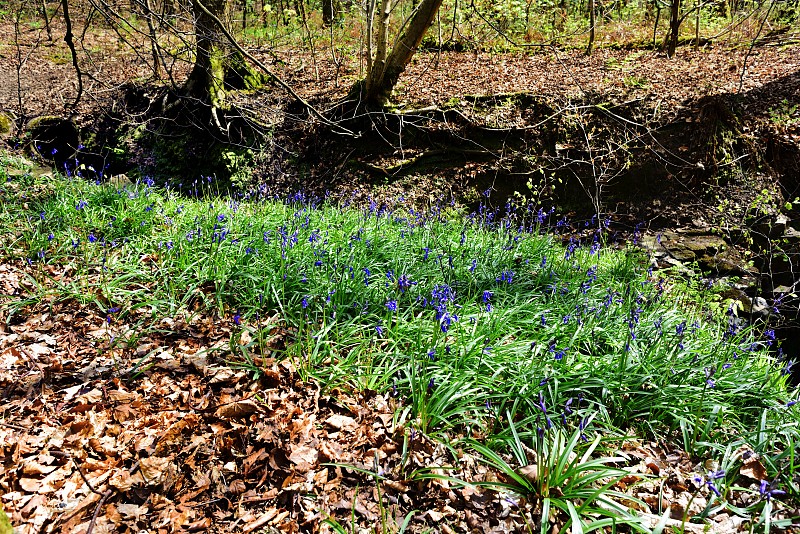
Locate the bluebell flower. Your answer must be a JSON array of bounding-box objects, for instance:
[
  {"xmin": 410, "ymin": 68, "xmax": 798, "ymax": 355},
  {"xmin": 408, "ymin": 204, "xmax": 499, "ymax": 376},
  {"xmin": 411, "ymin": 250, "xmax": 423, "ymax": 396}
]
[
  {"xmin": 537, "ymin": 392, "xmax": 547, "ymax": 414},
  {"xmin": 386, "ymin": 300, "xmax": 398, "ymax": 312},
  {"xmin": 676, "ymin": 321, "xmax": 686, "ymax": 336},
  {"xmin": 764, "ymin": 329, "xmax": 776, "ymax": 346},
  {"xmin": 496, "ymin": 269, "xmax": 514, "ymax": 284},
  {"xmin": 397, "ymin": 274, "xmax": 415, "ymax": 293},
  {"xmin": 706, "ymin": 470, "xmax": 725, "ymax": 497},
  {"xmin": 579, "ymin": 416, "xmax": 589, "ymax": 441},
  {"xmin": 759, "ymin": 480, "xmax": 786, "ymax": 501}
]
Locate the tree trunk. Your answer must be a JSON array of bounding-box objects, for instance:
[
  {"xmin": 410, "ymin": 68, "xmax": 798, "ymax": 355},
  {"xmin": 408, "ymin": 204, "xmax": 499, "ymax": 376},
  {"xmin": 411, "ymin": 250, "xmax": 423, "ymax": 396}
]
[
  {"xmin": 322, "ymin": 0, "xmax": 340, "ymax": 25},
  {"xmin": 587, "ymin": 0, "xmax": 595, "ymax": 54},
  {"xmin": 365, "ymin": 0, "xmax": 391, "ymax": 99},
  {"xmin": 185, "ymin": 0, "xmax": 265, "ymax": 108},
  {"xmin": 666, "ymin": 0, "xmax": 681, "ymax": 57},
  {"xmin": 363, "ymin": 0, "xmax": 445, "ymax": 106},
  {"xmin": 41, "ymin": 0, "xmax": 53, "ymax": 40}
]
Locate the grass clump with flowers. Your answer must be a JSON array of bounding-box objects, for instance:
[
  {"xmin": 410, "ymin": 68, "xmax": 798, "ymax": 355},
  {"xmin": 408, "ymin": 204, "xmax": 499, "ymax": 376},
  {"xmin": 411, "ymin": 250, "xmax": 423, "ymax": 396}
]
[{"xmin": 1, "ymin": 152, "xmax": 799, "ymax": 531}]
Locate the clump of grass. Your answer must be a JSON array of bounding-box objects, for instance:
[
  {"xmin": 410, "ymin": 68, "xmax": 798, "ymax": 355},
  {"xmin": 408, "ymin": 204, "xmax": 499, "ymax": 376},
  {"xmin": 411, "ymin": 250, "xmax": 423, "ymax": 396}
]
[{"xmin": 1, "ymin": 153, "xmax": 798, "ymax": 529}]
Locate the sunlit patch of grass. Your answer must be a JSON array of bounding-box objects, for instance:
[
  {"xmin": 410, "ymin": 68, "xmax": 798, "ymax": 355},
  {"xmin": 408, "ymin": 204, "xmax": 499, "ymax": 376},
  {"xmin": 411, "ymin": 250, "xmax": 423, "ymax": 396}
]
[{"xmin": 1, "ymin": 151, "xmax": 798, "ymax": 529}]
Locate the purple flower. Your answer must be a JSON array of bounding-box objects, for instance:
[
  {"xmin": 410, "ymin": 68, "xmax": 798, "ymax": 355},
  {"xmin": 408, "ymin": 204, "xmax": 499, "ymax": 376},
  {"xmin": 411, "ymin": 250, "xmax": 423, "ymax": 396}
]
[
  {"xmin": 759, "ymin": 480, "xmax": 786, "ymax": 501},
  {"xmin": 676, "ymin": 321, "xmax": 686, "ymax": 336},
  {"xmin": 386, "ymin": 299, "xmax": 398, "ymax": 312},
  {"xmin": 496, "ymin": 269, "xmax": 514, "ymax": 284},
  {"xmin": 397, "ymin": 274, "xmax": 415, "ymax": 293},
  {"xmin": 537, "ymin": 392, "xmax": 547, "ymax": 414},
  {"xmin": 706, "ymin": 470, "xmax": 725, "ymax": 497},
  {"xmin": 764, "ymin": 329, "xmax": 776, "ymax": 346}
]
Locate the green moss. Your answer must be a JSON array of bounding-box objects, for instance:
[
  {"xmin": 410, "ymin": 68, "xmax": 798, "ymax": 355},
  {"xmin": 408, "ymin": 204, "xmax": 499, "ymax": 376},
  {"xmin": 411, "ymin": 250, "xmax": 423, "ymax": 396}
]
[{"xmin": 0, "ymin": 113, "xmax": 13, "ymax": 137}]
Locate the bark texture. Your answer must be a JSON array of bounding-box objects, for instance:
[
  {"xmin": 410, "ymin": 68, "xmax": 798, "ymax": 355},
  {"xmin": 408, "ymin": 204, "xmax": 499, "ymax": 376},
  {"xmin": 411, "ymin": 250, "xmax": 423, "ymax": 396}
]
[
  {"xmin": 364, "ymin": 0, "xmax": 445, "ymax": 106},
  {"xmin": 185, "ymin": 0, "xmax": 264, "ymax": 108}
]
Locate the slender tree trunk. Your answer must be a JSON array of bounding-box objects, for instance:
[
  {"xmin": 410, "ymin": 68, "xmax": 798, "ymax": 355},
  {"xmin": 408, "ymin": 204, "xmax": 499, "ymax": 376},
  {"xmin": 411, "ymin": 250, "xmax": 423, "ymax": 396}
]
[
  {"xmin": 587, "ymin": 0, "xmax": 596, "ymax": 54},
  {"xmin": 41, "ymin": 0, "xmax": 53, "ymax": 40},
  {"xmin": 653, "ymin": 0, "xmax": 661, "ymax": 48},
  {"xmin": 365, "ymin": 0, "xmax": 391, "ymax": 98},
  {"xmin": 62, "ymin": 0, "xmax": 83, "ymax": 109},
  {"xmin": 364, "ymin": 0, "xmax": 445, "ymax": 105},
  {"xmin": 666, "ymin": 0, "xmax": 681, "ymax": 57},
  {"xmin": 144, "ymin": 0, "xmax": 161, "ymax": 77}
]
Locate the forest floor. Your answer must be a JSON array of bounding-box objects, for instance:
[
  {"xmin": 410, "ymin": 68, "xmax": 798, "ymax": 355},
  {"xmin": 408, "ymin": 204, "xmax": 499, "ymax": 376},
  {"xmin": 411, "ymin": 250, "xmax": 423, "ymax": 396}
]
[
  {"xmin": 1, "ymin": 18, "xmax": 799, "ymax": 222},
  {"xmin": 1, "ymin": 16, "xmax": 800, "ymax": 534}
]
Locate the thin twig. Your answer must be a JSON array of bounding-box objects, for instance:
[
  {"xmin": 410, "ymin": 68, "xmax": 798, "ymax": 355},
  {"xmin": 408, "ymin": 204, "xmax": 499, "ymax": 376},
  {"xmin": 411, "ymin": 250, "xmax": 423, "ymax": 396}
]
[
  {"xmin": 85, "ymin": 461, "xmax": 139, "ymax": 534},
  {"xmin": 738, "ymin": 0, "xmax": 775, "ymax": 94},
  {"xmin": 61, "ymin": 0, "xmax": 83, "ymax": 110}
]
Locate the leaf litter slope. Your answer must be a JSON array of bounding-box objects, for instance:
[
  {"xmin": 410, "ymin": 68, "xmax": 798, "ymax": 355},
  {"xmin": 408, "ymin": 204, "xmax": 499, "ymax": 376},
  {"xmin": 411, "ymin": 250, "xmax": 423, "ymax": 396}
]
[{"xmin": 0, "ymin": 271, "xmax": 600, "ymax": 534}]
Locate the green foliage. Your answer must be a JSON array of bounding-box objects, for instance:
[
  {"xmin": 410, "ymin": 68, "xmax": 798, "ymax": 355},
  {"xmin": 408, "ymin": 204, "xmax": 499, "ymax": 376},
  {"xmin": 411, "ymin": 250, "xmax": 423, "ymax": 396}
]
[
  {"xmin": 1, "ymin": 153, "xmax": 798, "ymax": 525},
  {"xmin": 470, "ymin": 414, "xmax": 651, "ymax": 531},
  {"xmin": 0, "ymin": 504, "xmax": 12, "ymax": 534},
  {"xmin": 768, "ymin": 99, "xmax": 800, "ymax": 128}
]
